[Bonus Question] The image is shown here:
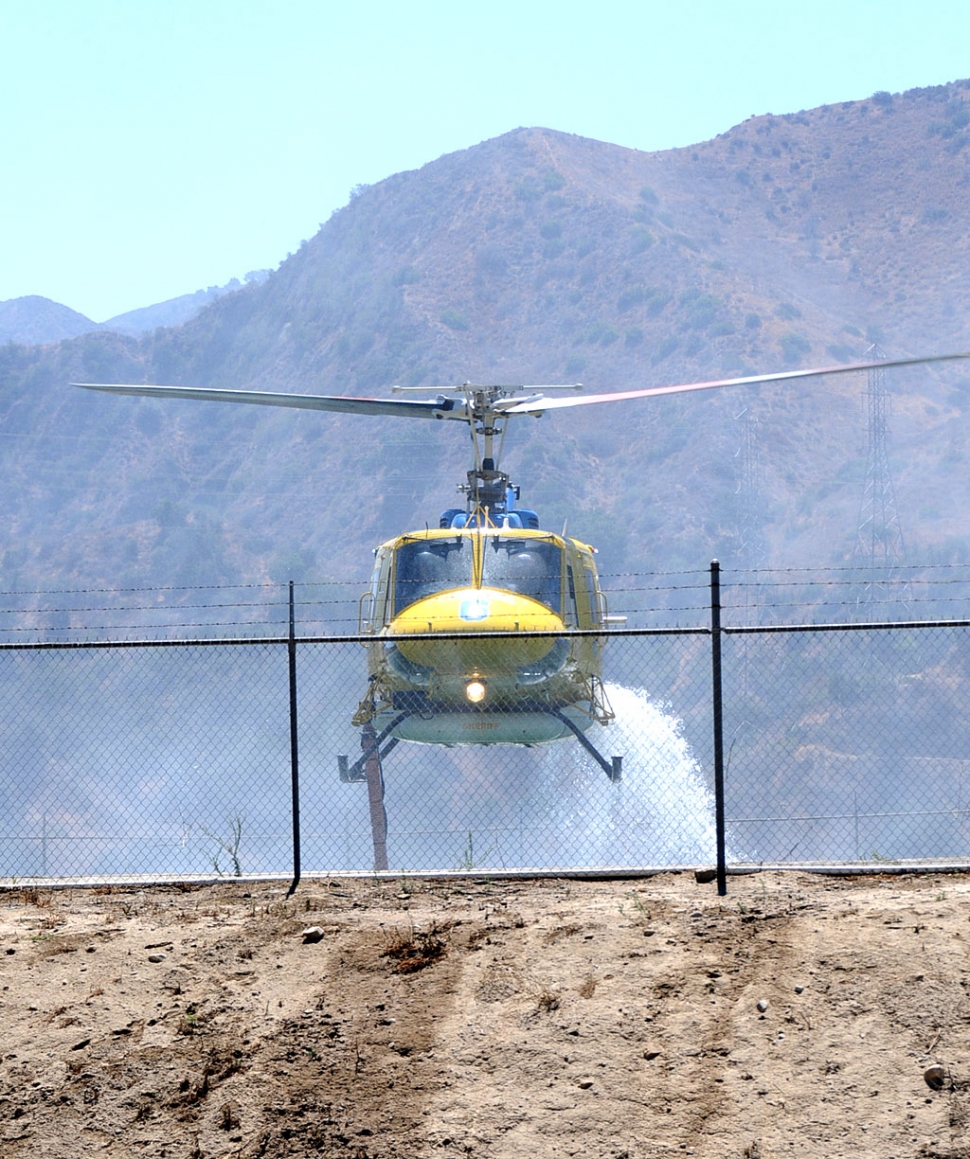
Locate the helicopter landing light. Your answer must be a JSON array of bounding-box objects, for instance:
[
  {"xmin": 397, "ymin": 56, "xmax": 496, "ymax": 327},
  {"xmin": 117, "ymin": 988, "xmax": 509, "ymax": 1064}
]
[{"xmin": 465, "ymin": 678, "xmax": 487, "ymax": 704}]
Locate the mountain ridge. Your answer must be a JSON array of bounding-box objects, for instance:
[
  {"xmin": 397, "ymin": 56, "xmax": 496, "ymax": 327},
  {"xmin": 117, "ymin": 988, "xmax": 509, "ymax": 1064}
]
[{"xmin": 2, "ymin": 80, "xmax": 970, "ymax": 611}]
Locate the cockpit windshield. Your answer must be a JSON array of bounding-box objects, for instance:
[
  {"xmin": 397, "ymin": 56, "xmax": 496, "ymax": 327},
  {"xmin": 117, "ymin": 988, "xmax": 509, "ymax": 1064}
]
[
  {"xmin": 481, "ymin": 535, "xmax": 562, "ymax": 613},
  {"xmin": 394, "ymin": 538, "xmax": 470, "ymax": 613}
]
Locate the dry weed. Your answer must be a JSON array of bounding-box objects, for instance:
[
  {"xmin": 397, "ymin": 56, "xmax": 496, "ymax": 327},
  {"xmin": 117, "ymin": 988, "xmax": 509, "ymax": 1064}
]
[
  {"xmin": 577, "ymin": 976, "xmax": 597, "ymax": 999},
  {"xmin": 536, "ymin": 989, "xmax": 562, "ymax": 1013},
  {"xmin": 382, "ymin": 922, "xmax": 446, "ymax": 974}
]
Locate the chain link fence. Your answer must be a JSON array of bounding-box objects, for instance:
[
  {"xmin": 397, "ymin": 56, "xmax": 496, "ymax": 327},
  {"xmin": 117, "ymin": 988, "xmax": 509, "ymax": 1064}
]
[{"xmin": 3, "ymin": 567, "xmax": 970, "ymax": 884}]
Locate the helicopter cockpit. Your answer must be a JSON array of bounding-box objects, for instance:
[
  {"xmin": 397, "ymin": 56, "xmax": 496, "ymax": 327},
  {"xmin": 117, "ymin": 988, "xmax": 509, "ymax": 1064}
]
[
  {"xmin": 394, "ymin": 538, "xmax": 470, "ymax": 611},
  {"xmin": 393, "ymin": 533, "xmax": 564, "ymax": 615},
  {"xmin": 481, "ymin": 536, "xmax": 562, "ymax": 611}
]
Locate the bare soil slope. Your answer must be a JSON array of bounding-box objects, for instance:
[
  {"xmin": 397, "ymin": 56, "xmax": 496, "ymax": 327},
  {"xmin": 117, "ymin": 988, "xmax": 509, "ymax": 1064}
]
[{"xmin": 1, "ymin": 872, "xmax": 969, "ymax": 1158}]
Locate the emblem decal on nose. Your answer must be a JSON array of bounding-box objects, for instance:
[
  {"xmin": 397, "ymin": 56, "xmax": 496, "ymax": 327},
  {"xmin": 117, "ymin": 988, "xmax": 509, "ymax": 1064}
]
[{"xmin": 459, "ymin": 597, "xmax": 490, "ymax": 621}]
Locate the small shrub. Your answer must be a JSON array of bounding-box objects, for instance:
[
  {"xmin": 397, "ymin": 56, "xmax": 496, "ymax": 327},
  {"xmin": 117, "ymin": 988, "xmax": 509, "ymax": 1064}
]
[
  {"xmin": 653, "ymin": 336, "xmax": 679, "ymax": 364},
  {"xmin": 639, "ymin": 185, "xmax": 659, "ymax": 204},
  {"xmin": 745, "ymin": 313, "xmax": 762, "ymax": 330},
  {"xmin": 540, "ymin": 221, "xmax": 562, "ymax": 240},
  {"xmin": 775, "ymin": 302, "xmax": 802, "ymax": 320},
  {"xmin": 476, "ymin": 247, "xmax": 507, "ymax": 277},
  {"xmin": 383, "ymin": 923, "xmax": 446, "ymax": 974},
  {"xmin": 625, "ymin": 327, "xmax": 644, "ymax": 346},
  {"xmin": 514, "ymin": 180, "xmax": 542, "ymax": 202},
  {"xmin": 630, "ymin": 226, "xmax": 655, "ymax": 254},
  {"xmin": 826, "ymin": 344, "xmax": 854, "ymax": 362},
  {"xmin": 440, "ymin": 309, "xmax": 470, "ymax": 331},
  {"xmin": 618, "ymin": 286, "xmax": 647, "ymax": 312},
  {"xmin": 392, "ymin": 265, "xmax": 420, "ymax": 286},
  {"xmin": 779, "ymin": 333, "xmax": 811, "ymax": 364},
  {"xmin": 872, "ymin": 90, "xmax": 893, "ymax": 107},
  {"xmin": 645, "ymin": 289, "xmax": 671, "ymax": 317},
  {"xmin": 542, "ymin": 169, "xmax": 565, "ymax": 191}
]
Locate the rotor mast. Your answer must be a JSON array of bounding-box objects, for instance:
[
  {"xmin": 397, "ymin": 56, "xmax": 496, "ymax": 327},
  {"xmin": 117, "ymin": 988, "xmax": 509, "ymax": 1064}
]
[{"xmin": 461, "ymin": 385, "xmax": 516, "ymax": 516}]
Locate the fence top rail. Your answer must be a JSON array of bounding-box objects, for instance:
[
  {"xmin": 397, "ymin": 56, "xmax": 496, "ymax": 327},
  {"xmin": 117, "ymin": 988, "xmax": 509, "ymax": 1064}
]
[
  {"xmin": 723, "ymin": 617, "xmax": 970, "ymax": 635},
  {"xmin": 4, "ymin": 616, "xmax": 970, "ymax": 650},
  {"xmin": 0, "ymin": 624, "xmax": 712, "ymax": 652}
]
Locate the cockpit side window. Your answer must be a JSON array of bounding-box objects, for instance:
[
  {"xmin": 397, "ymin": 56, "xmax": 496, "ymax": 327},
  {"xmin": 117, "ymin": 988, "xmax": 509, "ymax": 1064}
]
[
  {"xmin": 566, "ymin": 564, "xmax": 578, "ymax": 626},
  {"xmin": 394, "ymin": 538, "xmax": 470, "ymax": 613},
  {"xmin": 481, "ymin": 536, "xmax": 562, "ymax": 613}
]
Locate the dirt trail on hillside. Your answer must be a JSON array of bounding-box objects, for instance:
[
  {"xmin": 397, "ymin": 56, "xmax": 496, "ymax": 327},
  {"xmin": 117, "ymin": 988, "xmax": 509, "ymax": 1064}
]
[{"xmin": 1, "ymin": 872, "xmax": 969, "ymax": 1158}]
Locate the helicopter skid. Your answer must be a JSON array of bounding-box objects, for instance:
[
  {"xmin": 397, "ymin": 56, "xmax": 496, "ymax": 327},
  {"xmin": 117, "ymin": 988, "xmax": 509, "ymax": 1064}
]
[{"xmin": 372, "ymin": 704, "xmax": 593, "ymax": 746}]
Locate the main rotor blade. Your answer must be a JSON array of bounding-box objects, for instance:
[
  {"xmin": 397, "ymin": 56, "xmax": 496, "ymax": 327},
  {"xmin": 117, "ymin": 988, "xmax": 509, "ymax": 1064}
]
[
  {"xmin": 72, "ymin": 382, "xmax": 461, "ymax": 420},
  {"xmin": 502, "ymin": 352, "xmax": 970, "ymax": 414}
]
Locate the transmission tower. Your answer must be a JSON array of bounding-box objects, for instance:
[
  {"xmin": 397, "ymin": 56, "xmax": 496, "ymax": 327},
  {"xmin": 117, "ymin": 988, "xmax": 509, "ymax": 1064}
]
[{"xmin": 854, "ymin": 343, "xmax": 907, "ymax": 609}]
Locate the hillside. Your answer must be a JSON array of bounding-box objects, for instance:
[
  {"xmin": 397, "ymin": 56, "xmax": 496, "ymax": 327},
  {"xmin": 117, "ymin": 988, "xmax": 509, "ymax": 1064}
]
[
  {"xmin": 0, "ymin": 278, "xmax": 259, "ymax": 346},
  {"xmin": 0, "ymin": 296, "xmax": 99, "ymax": 345},
  {"xmin": 3, "ymin": 81, "xmax": 970, "ymax": 602}
]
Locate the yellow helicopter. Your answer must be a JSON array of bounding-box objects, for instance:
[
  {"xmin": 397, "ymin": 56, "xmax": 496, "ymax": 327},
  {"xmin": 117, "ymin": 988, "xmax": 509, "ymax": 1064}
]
[{"xmin": 76, "ymin": 353, "xmax": 970, "ymax": 864}]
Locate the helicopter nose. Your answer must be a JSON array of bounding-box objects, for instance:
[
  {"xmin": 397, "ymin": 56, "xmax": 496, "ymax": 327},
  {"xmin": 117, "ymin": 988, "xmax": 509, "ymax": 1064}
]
[{"xmin": 388, "ymin": 587, "xmax": 565, "ymax": 672}]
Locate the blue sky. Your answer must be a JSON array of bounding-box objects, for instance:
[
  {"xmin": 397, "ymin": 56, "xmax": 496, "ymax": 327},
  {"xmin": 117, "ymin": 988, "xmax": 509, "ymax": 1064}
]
[{"xmin": 3, "ymin": 0, "xmax": 969, "ymax": 321}]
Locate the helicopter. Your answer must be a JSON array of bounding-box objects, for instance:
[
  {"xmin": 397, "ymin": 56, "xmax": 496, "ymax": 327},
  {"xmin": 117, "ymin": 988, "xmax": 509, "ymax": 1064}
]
[{"xmin": 76, "ymin": 352, "xmax": 970, "ymax": 866}]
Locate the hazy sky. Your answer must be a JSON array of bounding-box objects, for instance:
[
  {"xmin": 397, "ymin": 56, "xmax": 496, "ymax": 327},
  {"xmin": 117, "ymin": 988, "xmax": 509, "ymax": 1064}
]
[{"xmin": 3, "ymin": 0, "xmax": 969, "ymax": 321}]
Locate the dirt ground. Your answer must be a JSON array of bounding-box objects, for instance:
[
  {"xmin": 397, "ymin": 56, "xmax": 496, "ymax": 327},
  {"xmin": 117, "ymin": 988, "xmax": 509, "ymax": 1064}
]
[{"xmin": 1, "ymin": 871, "xmax": 969, "ymax": 1158}]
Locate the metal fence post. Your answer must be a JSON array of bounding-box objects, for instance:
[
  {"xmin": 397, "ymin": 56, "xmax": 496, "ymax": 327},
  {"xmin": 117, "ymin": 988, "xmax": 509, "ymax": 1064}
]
[
  {"xmin": 711, "ymin": 560, "xmax": 727, "ymax": 896},
  {"xmin": 285, "ymin": 580, "xmax": 302, "ymax": 897}
]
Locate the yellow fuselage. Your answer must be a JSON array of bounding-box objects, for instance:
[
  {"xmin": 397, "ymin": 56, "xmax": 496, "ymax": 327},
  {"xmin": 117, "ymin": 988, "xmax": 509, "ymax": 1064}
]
[{"xmin": 356, "ymin": 526, "xmax": 611, "ymax": 745}]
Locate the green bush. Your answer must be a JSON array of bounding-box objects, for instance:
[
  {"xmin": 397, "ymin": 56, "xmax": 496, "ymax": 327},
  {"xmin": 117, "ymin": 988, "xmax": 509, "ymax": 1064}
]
[
  {"xmin": 540, "ymin": 221, "xmax": 562, "ymax": 240},
  {"xmin": 542, "ymin": 169, "xmax": 566, "ymax": 191},
  {"xmin": 779, "ymin": 333, "xmax": 811, "ymax": 363},
  {"xmin": 440, "ymin": 309, "xmax": 470, "ymax": 331},
  {"xmin": 617, "ymin": 286, "xmax": 647, "ymax": 312},
  {"xmin": 775, "ymin": 302, "xmax": 802, "ymax": 320},
  {"xmin": 392, "ymin": 265, "xmax": 420, "ymax": 286},
  {"xmin": 826, "ymin": 344, "xmax": 854, "ymax": 362},
  {"xmin": 514, "ymin": 180, "xmax": 542, "ymax": 202},
  {"xmin": 625, "ymin": 327, "xmax": 644, "ymax": 346},
  {"xmin": 678, "ymin": 289, "xmax": 720, "ymax": 330},
  {"xmin": 630, "ymin": 226, "xmax": 655, "ymax": 254},
  {"xmin": 653, "ymin": 336, "xmax": 679, "ymax": 364}
]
